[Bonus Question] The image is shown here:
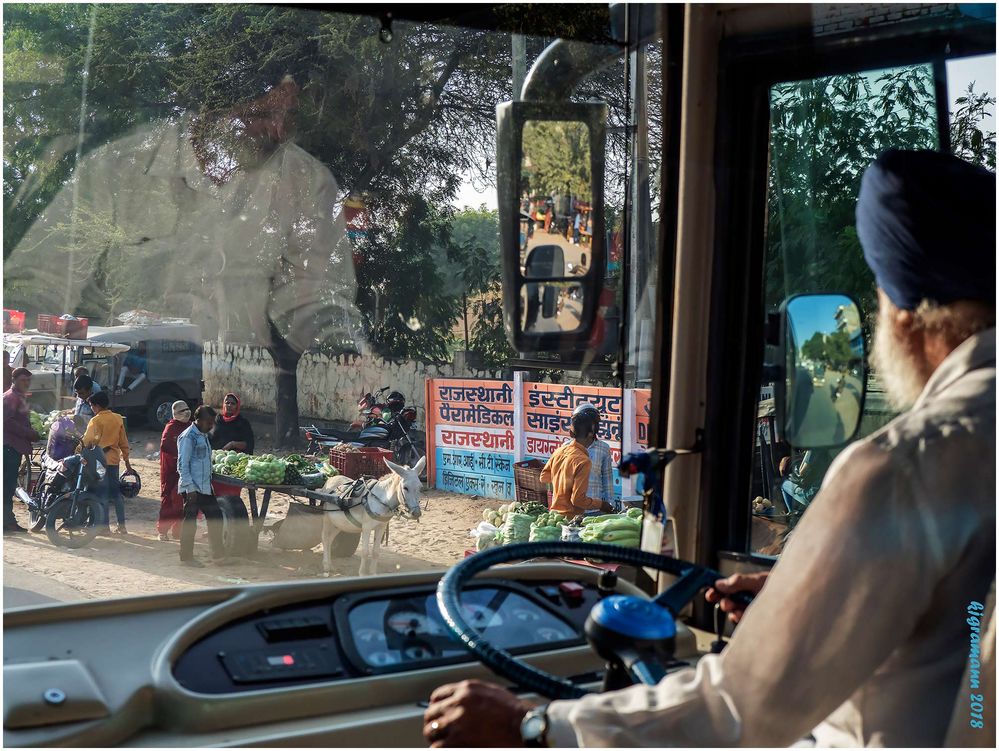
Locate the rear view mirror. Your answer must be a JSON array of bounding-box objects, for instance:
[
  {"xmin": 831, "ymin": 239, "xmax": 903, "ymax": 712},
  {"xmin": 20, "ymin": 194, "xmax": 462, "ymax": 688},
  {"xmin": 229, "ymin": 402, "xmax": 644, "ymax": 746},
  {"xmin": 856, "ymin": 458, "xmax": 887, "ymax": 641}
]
[
  {"xmin": 497, "ymin": 101, "xmax": 607, "ymax": 352},
  {"xmin": 775, "ymin": 293, "xmax": 868, "ymax": 448}
]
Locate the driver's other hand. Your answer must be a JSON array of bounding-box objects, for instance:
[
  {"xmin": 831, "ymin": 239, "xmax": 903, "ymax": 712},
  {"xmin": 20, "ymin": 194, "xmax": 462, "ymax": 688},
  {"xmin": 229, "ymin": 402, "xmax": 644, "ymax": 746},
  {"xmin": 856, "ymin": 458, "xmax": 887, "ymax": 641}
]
[
  {"xmin": 423, "ymin": 679, "xmax": 535, "ymax": 748},
  {"xmin": 705, "ymin": 571, "xmax": 769, "ymax": 624}
]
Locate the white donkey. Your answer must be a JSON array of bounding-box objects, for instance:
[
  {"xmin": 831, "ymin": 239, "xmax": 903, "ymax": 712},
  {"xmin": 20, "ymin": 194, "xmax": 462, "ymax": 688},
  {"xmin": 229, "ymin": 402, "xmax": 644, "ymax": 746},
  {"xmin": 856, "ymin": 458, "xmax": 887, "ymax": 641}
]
[{"xmin": 320, "ymin": 456, "xmax": 425, "ymax": 577}]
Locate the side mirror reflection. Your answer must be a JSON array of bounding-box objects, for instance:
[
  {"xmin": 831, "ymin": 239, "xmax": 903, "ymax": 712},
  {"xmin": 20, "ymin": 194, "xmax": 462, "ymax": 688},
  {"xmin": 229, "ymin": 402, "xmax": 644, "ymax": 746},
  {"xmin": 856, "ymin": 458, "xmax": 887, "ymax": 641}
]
[
  {"xmin": 781, "ymin": 293, "xmax": 867, "ymax": 448},
  {"xmin": 496, "ymin": 101, "xmax": 607, "ymax": 352}
]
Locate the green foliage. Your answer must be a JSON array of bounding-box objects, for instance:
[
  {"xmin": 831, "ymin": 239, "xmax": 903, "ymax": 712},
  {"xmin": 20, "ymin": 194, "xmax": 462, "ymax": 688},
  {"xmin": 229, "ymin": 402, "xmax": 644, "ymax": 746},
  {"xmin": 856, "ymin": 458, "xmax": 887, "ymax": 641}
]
[
  {"xmin": 521, "ymin": 120, "xmax": 593, "ymax": 199},
  {"xmin": 767, "ymin": 64, "xmax": 996, "ymax": 324},
  {"xmin": 469, "ymin": 289, "xmax": 516, "ymax": 369},
  {"xmin": 354, "ymin": 195, "xmax": 463, "ymax": 362},
  {"xmin": 951, "ymin": 82, "xmax": 997, "ymax": 171},
  {"xmin": 766, "ymin": 67, "xmax": 938, "ymax": 318}
]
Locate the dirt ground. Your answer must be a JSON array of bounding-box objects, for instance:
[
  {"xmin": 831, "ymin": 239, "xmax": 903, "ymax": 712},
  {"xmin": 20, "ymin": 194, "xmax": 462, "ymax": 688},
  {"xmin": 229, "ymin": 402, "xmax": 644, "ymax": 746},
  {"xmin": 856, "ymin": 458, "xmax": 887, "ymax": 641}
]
[{"xmin": 3, "ymin": 423, "xmax": 495, "ymax": 602}]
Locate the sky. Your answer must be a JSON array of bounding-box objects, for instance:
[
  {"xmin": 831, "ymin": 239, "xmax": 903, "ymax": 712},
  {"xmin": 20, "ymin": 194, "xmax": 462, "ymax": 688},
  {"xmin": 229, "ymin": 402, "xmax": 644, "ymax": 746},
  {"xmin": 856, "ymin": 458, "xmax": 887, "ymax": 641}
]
[{"xmin": 947, "ymin": 53, "xmax": 996, "ymax": 118}]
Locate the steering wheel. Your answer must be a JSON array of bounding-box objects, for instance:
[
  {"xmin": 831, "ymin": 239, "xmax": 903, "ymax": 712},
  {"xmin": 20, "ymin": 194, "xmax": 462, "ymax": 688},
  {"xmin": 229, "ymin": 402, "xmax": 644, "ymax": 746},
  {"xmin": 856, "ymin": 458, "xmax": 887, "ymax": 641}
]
[{"xmin": 436, "ymin": 541, "xmax": 754, "ymax": 700}]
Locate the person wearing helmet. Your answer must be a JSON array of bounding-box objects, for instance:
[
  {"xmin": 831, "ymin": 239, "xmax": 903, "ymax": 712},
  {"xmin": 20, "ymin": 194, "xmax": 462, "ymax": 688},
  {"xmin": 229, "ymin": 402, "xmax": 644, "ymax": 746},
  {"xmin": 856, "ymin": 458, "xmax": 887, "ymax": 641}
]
[
  {"xmin": 572, "ymin": 402, "xmax": 616, "ymax": 510},
  {"xmin": 82, "ymin": 390, "xmax": 133, "ymax": 535},
  {"xmin": 385, "ymin": 391, "xmax": 406, "ymax": 419},
  {"xmin": 540, "ymin": 409, "xmax": 615, "ymax": 519},
  {"xmin": 158, "ymin": 400, "xmax": 192, "ymax": 541}
]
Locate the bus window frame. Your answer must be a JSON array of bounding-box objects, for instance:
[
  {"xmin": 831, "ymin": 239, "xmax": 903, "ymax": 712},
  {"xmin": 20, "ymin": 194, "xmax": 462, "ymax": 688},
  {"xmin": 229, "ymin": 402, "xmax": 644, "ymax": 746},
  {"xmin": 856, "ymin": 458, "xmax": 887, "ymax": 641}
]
[{"xmin": 687, "ymin": 15, "xmax": 995, "ymax": 630}]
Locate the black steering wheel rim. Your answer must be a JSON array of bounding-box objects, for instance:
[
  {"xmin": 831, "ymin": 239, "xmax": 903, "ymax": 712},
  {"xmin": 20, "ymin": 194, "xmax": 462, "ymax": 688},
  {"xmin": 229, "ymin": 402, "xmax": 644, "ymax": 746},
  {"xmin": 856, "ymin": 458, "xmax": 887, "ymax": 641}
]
[{"xmin": 435, "ymin": 541, "xmax": 727, "ymax": 700}]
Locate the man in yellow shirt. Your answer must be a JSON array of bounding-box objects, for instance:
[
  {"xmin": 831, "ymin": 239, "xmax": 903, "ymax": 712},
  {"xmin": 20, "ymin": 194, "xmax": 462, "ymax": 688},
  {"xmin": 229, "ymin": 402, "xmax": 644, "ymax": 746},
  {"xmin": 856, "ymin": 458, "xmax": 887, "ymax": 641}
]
[
  {"xmin": 540, "ymin": 409, "xmax": 615, "ymax": 519},
  {"xmin": 81, "ymin": 391, "xmax": 134, "ymax": 535}
]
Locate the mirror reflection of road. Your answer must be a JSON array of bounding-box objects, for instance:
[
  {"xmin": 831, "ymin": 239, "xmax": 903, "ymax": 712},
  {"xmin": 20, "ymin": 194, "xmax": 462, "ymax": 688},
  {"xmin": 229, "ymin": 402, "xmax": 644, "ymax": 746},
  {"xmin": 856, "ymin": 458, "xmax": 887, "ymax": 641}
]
[
  {"xmin": 524, "ymin": 226, "xmax": 589, "ymax": 275},
  {"xmin": 803, "ymin": 370, "xmax": 863, "ymax": 443}
]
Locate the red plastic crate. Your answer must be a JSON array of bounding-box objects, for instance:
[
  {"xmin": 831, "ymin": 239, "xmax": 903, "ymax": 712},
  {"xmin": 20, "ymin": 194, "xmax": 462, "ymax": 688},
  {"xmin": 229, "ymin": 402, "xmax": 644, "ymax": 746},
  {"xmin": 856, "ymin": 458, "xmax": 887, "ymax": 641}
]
[
  {"xmin": 3, "ymin": 309, "xmax": 25, "ymax": 333},
  {"xmin": 329, "ymin": 446, "xmax": 394, "ymax": 478},
  {"xmin": 54, "ymin": 317, "xmax": 88, "ymax": 339},
  {"xmin": 37, "ymin": 314, "xmax": 59, "ymax": 333}
]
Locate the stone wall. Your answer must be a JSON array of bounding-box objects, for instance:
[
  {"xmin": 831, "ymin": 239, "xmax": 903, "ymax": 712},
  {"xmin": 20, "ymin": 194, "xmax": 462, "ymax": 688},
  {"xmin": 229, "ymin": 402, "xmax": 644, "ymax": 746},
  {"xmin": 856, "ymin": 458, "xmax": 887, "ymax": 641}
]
[{"xmin": 203, "ymin": 343, "xmax": 506, "ymax": 422}]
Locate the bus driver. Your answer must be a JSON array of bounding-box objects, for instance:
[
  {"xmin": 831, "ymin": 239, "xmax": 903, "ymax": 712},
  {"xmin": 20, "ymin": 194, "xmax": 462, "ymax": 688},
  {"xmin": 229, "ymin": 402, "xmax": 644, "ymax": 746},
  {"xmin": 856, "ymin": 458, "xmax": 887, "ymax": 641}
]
[{"xmin": 423, "ymin": 151, "xmax": 995, "ymax": 747}]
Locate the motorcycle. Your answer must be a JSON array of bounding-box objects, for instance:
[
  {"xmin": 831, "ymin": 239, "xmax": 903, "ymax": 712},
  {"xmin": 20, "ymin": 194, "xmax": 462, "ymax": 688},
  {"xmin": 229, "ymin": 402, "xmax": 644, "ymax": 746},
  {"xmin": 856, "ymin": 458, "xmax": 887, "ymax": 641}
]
[
  {"xmin": 16, "ymin": 441, "xmax": 108, "ymax": 548},
  {"xmin": 352, "ymin": 387, "xmax": 407, "ymax": 429},
  {"xmin": 302, "ymin": 404, "xmax": 425, "ymax": 476}
]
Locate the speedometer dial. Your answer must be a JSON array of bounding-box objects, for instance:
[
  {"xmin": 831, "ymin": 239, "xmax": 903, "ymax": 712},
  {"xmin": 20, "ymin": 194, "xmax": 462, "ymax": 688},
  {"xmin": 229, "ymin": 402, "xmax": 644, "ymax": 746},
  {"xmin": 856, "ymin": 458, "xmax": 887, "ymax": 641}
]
[{"xmin": 461, "ymin": 602, "xmax": 504, "ymax": 629}]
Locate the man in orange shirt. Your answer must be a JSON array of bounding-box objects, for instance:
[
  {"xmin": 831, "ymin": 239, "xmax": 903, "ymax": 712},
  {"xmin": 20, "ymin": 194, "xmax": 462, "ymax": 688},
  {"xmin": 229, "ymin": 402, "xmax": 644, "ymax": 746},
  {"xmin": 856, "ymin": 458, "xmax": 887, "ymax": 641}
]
[
  {"xmin": 540, "ymin": 409, "xmax": 615, "ymax": 519},
  {"xmin": 81, "ymin": 391, "xmax": 134, "ymax": 535}
]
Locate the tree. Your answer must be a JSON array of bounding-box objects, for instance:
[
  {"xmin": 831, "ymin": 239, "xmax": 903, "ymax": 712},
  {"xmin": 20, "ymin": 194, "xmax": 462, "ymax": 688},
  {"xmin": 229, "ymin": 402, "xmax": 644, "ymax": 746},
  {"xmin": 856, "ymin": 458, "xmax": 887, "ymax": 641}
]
[
  {"xmin": 447, "ymin": 206, "xmax": 502, "ymax": 350},
  {"xmin": 801, "ymin": 332, "xmax": 827, "ymax": 364},
  {"xmin": 951, "ymin": 82, "xmax": 997, "ymax": 170},
  {"xmin": 766, "ymin": 64, "xmax": 996, "ymax": 327},
  {"xmin": 522, "ymin": 120, "xmax": 593, "ymax": 199},
  {"xmin": 3, "ymin": 4, "xmax": 521, "ymax": 445}
]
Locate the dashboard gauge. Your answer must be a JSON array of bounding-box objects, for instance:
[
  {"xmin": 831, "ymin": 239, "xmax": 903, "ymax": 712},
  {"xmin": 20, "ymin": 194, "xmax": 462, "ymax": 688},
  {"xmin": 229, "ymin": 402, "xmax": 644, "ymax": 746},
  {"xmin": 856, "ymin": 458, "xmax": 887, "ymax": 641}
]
[
  {"xmin": 386, "ymin": 610, "xmax": 437, "ymax": 637},
  {"xmin": 535, "ymin": 626, "xmax": 572, "ymax": 642},
  {"xmin": 403, "ymin": 643, "xmax": 436, "ymax": 661},
  {"xmin": 461, "ymin": 602, "xmax": 504, "ymax": 629},
  {"xmin": 512, "ymin": 608, "xmax": 541, "ymax": 624},
  {"xmin": 355, "ymin": 628, "xmax": 386, "ymax": 645},
  {"xmin": 366, "ymin": 651, "xmax": 401, "ymax": 667}
]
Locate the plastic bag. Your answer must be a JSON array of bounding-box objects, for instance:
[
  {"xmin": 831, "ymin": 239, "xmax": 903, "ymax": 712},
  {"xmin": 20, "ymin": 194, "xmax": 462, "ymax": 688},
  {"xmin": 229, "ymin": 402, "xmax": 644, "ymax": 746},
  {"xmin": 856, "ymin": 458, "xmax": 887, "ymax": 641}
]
[
  {"xmin": 46, "ymin": 416, "xmax": 78, "ymax": 461},
  {"xmin": 470, "ymin": 521, "xmax": 500, "ymax": 551}
]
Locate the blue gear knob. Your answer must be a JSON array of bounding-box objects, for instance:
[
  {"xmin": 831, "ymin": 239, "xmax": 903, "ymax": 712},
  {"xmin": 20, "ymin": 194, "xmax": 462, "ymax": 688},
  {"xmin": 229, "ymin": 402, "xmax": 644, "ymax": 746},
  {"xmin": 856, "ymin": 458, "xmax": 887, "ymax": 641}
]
[{"xmin": 589, "ymin": 595, "xmax": 676, "ymax": 640}]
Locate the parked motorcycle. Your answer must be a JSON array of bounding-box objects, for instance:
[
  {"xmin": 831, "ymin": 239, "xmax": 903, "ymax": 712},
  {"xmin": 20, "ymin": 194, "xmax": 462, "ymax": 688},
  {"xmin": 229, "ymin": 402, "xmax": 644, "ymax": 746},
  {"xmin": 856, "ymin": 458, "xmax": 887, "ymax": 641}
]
[
  {"xmin": 352, "ymin": 387, "xmax": 407, "ymax": 429},
  {"xmin": 302, "ymin": 404, "xmax": 425, "ymax": 476},
  {"xmin": 16, "ymin": 441, "xmax": 108, "ymax": 548}
]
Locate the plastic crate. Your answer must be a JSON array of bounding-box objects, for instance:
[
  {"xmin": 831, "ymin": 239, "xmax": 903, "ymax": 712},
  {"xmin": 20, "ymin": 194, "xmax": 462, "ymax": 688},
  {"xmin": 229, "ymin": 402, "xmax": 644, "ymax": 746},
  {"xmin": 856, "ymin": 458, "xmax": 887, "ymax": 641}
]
[
  {"xmin": 329, "ymin": 446, "xmax": 394, "ymax": 479},
  {"xmin": 3, "ymin": 309, "xmax": 25, "ymax": 333},
  {"xmin": 37, "ymin": 314, "xmax": 59, "ymax": 333},
  {"xmin": 54, "ymin": 317, "xmax": 88, "ymax": 339},
  {"xmin": 514, "ymin": 459, "xmax": 549, "ymax": 505}
]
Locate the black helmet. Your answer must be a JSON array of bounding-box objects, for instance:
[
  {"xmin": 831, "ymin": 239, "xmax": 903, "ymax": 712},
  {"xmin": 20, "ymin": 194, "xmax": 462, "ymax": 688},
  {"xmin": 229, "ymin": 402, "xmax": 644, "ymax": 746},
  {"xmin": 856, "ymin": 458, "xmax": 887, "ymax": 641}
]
[
  {"xmin": 386, "ymin": 391, "xmax": 406, "ymax": 411},
  {"xmin": 120, "ymin": 469, "xmax": 142, "ymax": 499}
]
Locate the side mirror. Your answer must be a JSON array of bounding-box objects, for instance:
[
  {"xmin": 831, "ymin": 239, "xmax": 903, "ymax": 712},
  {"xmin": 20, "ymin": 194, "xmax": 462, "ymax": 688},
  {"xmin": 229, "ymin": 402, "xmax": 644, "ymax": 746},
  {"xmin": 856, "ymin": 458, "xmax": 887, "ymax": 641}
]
[
  {"xmin": 497, "ymin": 100, "xmax": 607, "ymax": 352},
  {"xmin": 774, "ymin": 293, "xmax": 868, "ymax": 448}
]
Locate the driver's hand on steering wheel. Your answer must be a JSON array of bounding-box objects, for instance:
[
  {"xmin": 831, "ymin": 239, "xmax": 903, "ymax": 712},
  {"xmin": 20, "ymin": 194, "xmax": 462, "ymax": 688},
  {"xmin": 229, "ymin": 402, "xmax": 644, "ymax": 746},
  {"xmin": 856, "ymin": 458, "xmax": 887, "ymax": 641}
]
[
  {"xmin": 705, "ymin": 571, "xmax": 768, "ymax": 624},
  {"xmin": 423, "ymin": 679, "xmax": 537, "ymax": 747}
]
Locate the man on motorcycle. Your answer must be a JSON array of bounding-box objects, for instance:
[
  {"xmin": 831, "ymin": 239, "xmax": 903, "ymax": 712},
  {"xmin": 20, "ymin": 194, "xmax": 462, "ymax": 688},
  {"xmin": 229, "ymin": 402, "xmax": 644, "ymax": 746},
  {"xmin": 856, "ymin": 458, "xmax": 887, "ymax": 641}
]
[{"xmin": 423, "ymin": 151, "xmax": 995, "ymax": 747}]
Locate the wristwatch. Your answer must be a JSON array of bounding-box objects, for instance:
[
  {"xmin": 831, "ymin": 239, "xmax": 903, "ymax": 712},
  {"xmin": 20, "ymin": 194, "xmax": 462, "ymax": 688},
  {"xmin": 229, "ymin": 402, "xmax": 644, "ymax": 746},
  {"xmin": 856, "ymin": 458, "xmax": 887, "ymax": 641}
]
[{"xmin": 520, "ymin": 703, "xmax": 550, "ymax": 747}]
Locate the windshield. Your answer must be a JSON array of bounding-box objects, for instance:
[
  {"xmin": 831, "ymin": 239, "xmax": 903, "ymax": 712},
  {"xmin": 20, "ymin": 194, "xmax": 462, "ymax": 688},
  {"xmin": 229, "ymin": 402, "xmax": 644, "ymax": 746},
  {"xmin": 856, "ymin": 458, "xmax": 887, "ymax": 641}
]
[{"xmin": 3, "ymin": 4, "xmax": 662, "ymax": 604}]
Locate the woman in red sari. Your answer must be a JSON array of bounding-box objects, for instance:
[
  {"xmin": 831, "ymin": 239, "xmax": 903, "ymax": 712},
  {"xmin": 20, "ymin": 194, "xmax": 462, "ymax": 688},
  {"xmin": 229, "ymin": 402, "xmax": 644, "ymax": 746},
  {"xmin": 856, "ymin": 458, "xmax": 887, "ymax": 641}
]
[{"xmin": 157, "ymin": 400, "xmax": 191, "ymax": 540}]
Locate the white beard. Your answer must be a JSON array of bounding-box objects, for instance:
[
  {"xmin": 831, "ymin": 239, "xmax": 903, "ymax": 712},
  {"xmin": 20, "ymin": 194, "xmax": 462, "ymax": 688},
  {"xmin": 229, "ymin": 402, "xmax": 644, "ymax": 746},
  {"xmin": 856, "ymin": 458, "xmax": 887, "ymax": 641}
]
[{"xmin": 870, "ymin": 307, "xmax": 928, "ymax": 411}]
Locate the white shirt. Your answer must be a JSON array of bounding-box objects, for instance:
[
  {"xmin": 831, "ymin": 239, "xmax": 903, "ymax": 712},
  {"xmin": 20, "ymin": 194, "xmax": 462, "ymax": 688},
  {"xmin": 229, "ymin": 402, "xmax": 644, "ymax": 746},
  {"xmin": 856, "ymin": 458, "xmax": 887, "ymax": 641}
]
[
  {"xmin": 547, "ymin": 328, "xmax": 996, "ymax": 747},
  {"xmin": 4, "ymin": 117, "xmax": 361, "ymax": 352}
]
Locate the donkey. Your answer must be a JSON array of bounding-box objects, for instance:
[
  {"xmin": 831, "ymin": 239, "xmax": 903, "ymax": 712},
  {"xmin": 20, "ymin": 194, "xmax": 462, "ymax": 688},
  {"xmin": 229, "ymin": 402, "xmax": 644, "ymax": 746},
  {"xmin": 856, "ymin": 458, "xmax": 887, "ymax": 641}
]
[{"xmin": 320, "ymin": 456, "xmax": 425, "ymax": 577}]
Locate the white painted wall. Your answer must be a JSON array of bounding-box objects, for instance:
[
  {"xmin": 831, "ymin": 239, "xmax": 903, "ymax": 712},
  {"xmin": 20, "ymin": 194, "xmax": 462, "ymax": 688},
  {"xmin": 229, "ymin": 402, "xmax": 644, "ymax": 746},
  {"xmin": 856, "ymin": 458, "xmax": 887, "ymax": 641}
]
[{"xmin": 202, "ymin": 342, "xmax": 505, "ymax": 423}]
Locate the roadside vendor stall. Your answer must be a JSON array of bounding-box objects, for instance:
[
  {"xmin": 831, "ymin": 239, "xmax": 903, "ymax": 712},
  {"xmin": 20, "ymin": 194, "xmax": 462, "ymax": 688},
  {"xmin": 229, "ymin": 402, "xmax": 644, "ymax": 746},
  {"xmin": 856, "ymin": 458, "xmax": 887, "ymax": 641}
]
[{"xmin": 209, "ymin": 447, "xmax": 395, "ymax": 559}]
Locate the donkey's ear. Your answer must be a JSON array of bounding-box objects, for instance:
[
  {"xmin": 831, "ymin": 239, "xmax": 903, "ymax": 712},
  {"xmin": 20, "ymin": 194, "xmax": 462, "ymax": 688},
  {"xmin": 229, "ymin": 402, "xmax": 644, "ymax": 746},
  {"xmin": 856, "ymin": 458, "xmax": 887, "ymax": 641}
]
[
  {"xmin": 413, "ymin": 455, "xmax": 426, "ymax": 474},
  {"xmin": 383, "ymin": 458, "xmax": 405, "ymax": 477}
]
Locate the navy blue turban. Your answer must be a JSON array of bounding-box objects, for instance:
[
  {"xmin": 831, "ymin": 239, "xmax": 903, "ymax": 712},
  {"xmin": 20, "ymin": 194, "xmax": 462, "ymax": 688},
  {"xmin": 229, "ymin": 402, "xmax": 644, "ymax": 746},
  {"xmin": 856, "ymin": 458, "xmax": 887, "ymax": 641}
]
[{"xmin": 856, "ymin": 149, "xmax": 995, "ymax": 310}]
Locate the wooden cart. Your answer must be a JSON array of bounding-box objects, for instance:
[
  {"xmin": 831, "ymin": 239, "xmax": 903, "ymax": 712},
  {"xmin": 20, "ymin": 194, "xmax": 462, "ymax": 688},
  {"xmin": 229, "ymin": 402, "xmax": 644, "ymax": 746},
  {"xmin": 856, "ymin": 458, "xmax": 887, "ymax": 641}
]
[{"xmin": 210, "ymin": 474, "xmax": 360, "ymax": 558}]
